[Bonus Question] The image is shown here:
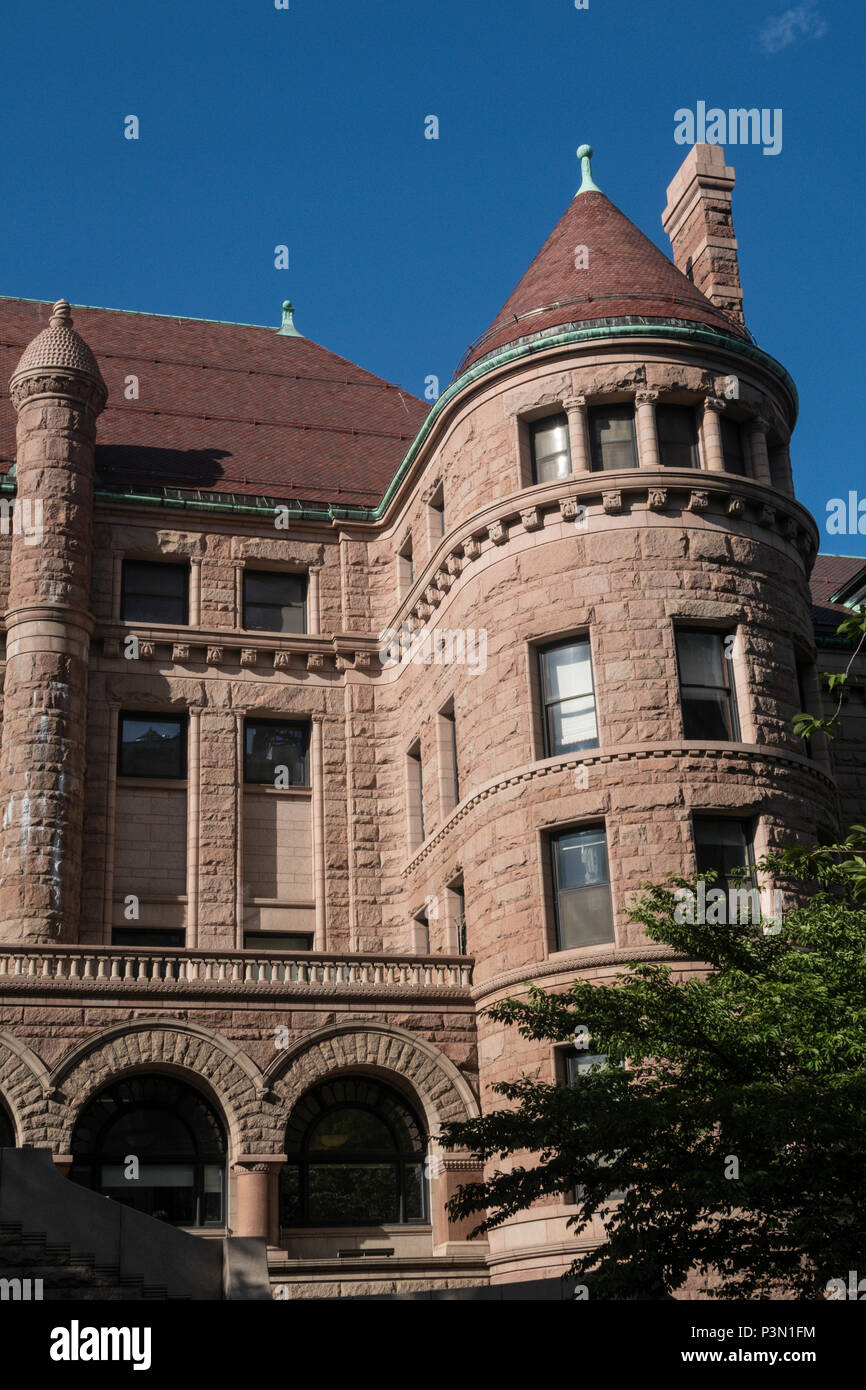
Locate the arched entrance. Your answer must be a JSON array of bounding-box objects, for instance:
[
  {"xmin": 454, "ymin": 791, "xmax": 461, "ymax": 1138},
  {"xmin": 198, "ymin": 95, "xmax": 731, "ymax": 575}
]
[
  {"xmin": 280, "ymin": 1077, "xmax": 428, "ymax": 1227},
  {"xmin": 70, "ymin": 1075, "xmax": 227, "ymax": 1228}
]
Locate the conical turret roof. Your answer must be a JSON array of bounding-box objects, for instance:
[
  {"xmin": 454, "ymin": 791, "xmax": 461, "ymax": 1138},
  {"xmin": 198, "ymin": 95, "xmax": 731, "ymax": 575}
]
[{"xmin": 459, "ymin": 153, "xmax": 747, "ymax": 373}]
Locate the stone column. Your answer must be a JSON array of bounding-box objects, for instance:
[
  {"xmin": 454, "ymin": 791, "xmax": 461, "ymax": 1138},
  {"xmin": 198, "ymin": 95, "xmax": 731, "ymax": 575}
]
[
  {"xmin": 185, "ymin": 706, "xmax": 202, "ymax": 947},
  {"xmin": 189, "ymin": 557, "xmax": 202, "ymax": 626},
  {"xmin": 233, "ymin": 1158, "xmax": 284, "ymax": 1242},
  {"xmin": 635, "ymin": 390, "xmax": 660, "ymax": 469},
  {"xmin": 748, "ymin": 415, "xmax": 773, "ymax": 487},
  {"xmin": 563, "ymin": 395, "xmax": 590, "ymax": 473},
  {"xmin": 311, "ymin": 717, "xmax": 326, "ymax": 949},
  {"xmin": 307, "ymin": 565, "xmax": 321, "ymax": 633},
  {"xmin": 0, "ymin": 302, "xmax": 107, "ymax": 943},
  {"xmin": 701, "ymin": 397, "xmax": 726, "ymax": 472}
]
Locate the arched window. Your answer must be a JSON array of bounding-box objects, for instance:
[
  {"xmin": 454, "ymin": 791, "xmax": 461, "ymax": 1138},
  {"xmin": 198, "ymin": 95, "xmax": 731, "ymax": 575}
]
[
  {"xmin": 70, "ymin": 1075, "xmax": 226, "ymax": 1228},
  {"xmin": 0, "ymin": 1100, "xmax": 15, "ymax": 1148},
  {"xmin": 280, "ymin": 1078, "xmax": 427, "ymax": 1227}
]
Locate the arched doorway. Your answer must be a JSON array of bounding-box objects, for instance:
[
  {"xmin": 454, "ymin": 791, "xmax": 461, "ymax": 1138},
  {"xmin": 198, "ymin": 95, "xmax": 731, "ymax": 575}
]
[
  {"xmin": 0, "ymin": 1100, "xmax": 15, "ymax": 1147},
  {"xmin": 280, "ymin": 1076, "xmax": 428, "ymax": 1227},
  {"xmin": 69, "ymin": 1075, "xmax": 227, "ymax": 1228}
]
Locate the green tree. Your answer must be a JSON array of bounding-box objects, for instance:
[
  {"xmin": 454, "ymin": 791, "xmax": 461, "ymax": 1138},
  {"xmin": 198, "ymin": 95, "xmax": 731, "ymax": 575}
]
[{"xmin": 441, "ymin": 838, "xmax": 866, "ymax": 1298}]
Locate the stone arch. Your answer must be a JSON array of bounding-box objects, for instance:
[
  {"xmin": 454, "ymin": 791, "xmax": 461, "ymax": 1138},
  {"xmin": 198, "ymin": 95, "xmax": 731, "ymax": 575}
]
[
  {"xmin": 48, "ymin": 1019, "xmax": 277, "ymax": 1155},
  {"xmin": 0, "ymin": 1031, "xmax": 52, "ymax": 1145},
  {"xmin": 266, "ymin": 1021, "xmax": 479, "ymax": 1137}
]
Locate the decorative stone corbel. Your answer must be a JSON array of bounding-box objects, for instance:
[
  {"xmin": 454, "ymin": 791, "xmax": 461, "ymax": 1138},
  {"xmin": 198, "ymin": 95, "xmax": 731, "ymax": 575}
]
[
  {"xmin": 520, "ymin": 505, "xmax": 542, "ymax": 531},
  {"xmin": 602, "ymin": 490, "xmax": 622, "ymax": 514},
  {"xmin": 688, "ymin": 490, "xmax": 709, "ymax": 512}
]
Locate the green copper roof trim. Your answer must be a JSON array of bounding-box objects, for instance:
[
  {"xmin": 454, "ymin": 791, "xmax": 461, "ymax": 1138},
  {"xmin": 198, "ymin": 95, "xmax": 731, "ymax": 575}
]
[
  {"xmin": 0, "ymin": 322, "xmax": 798, "ymax": 526},
  {"xmin": 576, "ymin": 144, "xmax": 602, "ymax": 195}
]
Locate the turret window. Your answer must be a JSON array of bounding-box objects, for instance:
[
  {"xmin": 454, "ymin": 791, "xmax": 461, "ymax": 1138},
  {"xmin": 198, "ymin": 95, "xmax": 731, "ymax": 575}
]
[
  {"xmin": 720, "ymin": 417, "xmax": 747, "ymax": 476},
  {"xmin": 530, "ymin": 414, "xmax": 571, "ymax": 483},
  {"xmin": 551, "ymin": 825, "xmax": 614, "ymax": 950},
  {"xmin": 588, "ymin": 406, "xmax": 638, "ymax": 471},
  {"xmin": 675, "ymin": 629, "xmax": 740, "ymax": 741},
  {"xmin": 539, "ymin": 639, "xmax": 599, "ymax": 755},
  {"xmin": 657, "ymin": 405, "xmax": 699, "ymax": 469},
  {"xmin": 694, "ymin": 817, "xmax": 755, "ymax": 891}
]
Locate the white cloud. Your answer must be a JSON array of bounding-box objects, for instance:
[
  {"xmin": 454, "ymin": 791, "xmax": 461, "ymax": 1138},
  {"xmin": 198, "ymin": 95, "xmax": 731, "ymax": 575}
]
[{"xmin": 759, "ymin": 2, "xmax": 828, "ymax": 54}]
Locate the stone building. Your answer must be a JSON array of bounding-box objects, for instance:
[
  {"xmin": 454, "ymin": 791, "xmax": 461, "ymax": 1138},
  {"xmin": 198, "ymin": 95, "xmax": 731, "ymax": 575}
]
[{"xmin": 0, "ymin": 142, "xmax": 863, "ymax": 1297}]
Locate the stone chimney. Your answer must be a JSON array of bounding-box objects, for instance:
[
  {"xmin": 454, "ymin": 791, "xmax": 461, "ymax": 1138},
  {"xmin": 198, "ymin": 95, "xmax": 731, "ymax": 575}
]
[
  {"xmin": 0, "ymin": 302, "xmax": 106, "ymax": 942},
  {"xmin": 662, "ymin": 144, "xmax": 745, "ymax": 329}
]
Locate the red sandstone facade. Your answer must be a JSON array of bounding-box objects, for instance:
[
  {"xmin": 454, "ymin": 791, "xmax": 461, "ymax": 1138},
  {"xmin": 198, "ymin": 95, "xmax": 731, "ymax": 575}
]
[{"xmin": 0, "ymin": 144, "xmax": 863, "ymax": 1296}]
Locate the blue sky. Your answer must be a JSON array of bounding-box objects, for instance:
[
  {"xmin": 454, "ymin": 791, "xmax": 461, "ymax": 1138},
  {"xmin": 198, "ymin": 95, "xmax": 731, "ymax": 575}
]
[{"xmin": 1, "ymin": 0, "xmax": 862, "ymax": 554}]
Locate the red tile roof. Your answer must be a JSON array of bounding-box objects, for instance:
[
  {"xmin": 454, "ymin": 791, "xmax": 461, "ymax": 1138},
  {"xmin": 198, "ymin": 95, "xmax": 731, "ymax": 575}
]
[
  {"xmin": 0, "ymin": 298, "xmax": 429, "ymax": 507},
  {"xmin": 810, "ymin": 553, "xmax": 866, "ymax": 603},
  {"xmin": 459, "ymin": 190, "xmax": 748, "ymax": 372}
]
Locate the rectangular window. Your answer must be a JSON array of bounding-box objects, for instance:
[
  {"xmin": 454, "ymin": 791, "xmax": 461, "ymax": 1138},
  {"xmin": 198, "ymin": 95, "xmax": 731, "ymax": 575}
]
[
  {"xmin": 796, "ymin": 661, "xmax": 814, "ymax": 760},
  {"xmin": 451, "ymin": 883, "xmax": 466, "ymax": 955},
  {"xmin": 118, "ymin": 712, "xmax": 187, "ymax": 779},
  {"xmin": 428, "ymin": 483, "xmax": 446, "ymax": 537},
  {"xmin": 111, "ymin": 928, "xmax": 185, "ymax": 948},
  {"xmin": 720, "ymin": 417, "xmax": 747, "ymax": 476},
  {"xmin": 243, "ymin": 570, "xmax": 307, "ymax": 634},
  {"xmin": 398, "ymin": 536, "xmax": 414, "ymax": 597},
  {"xmin": 676, "ymin": 629, "xmax": 740, "ymax": 741},
  {"xmin": 530, "ymin": 414, "xmax": 571, "ymax": 483},
  {"xmin": 657, "ymin": 405, "xmax": 699, "ymax": 469},
  {"xmin": 242, "ymin": 932, "xmax": 313, "ymax": 951},
  {"xmin": 561, "ymin": 1049, "xmax": 625, "ymax": 1201},
  {"xmin": 588, "ymin": 405, "xmax": 638, "ymax": 471},
  {"xmin": 551, "ymin": 826, "xmax": 614, "ymax": 950},
  {"xmin": 440, "ymin": 705, "xmax": 460, "ymax": 805},
  {"xmin": 540, "ymin": 639, "xmax": 598, "ymax": 755},
  {"xmin": 244, "ymin": 718, "xmax": 311, "ymax": 785},
  {"xmin": 694, "ymin": 817, "xmax": 755, "ymax": 891},
  {"xmin": 407, "ymin": 741, "xmax": 424, "ymax": 847},
  {"xmin": 121, "ymin": 560, "xmax": 188, "ymax": 625},
  {"xmin": 414, "ymin": 908, "xmax": 430, "ymax": 954}
]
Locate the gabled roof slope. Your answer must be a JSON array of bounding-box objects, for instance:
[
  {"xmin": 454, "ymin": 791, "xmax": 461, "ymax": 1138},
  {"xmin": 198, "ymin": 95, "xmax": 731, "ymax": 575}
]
[{"xmin": 0, "ymin": 298, "xmax": 428, "ymax": 506}]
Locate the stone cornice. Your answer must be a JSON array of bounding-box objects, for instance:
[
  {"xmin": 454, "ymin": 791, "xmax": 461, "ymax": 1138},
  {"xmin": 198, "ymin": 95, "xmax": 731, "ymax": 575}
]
[
  {"xmin": 402, "ymin": 742, "xmax": 837, "ymax": 875},
  {"xmin": 472, "ymin": 943, "xmax": 698, "ymax": 1003},
  {"xmin": 388, "ymin": 474, "xmax": 819, "ymax": 638}
]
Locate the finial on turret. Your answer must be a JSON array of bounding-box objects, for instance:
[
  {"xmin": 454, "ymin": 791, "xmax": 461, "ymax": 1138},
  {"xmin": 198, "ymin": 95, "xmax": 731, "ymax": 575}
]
[
  {"xmin": 49, "ymin": 299, "xmax": 73, "ymax": 329},
  {"xmin": 576, "ymin": 144, "xmax": 601, "ymax": 195},
  {"xmin": 278, "ymin": 300, "xmax": 302, "ymax": 337}
]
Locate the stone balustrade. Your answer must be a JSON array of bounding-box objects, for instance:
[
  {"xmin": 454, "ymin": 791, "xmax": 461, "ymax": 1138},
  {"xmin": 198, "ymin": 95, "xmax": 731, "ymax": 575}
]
[{"xmin": 0, "ymin": 946, "xmax": 473, "ymax": 995}]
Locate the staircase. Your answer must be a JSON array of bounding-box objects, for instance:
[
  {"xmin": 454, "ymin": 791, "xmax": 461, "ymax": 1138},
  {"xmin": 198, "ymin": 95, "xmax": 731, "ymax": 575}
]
[{"xmin": 0, "ymin": 1148, "xmax": 271, "ymax": 1301}]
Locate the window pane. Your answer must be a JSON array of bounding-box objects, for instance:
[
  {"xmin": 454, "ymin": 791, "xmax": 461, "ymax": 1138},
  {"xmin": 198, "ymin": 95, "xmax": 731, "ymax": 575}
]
[
  {"xmin": 119, "ymin": 715, "xmax": 186, "ymax": 778},
  {"xmin": 242, "ymin": 932, "xmax": 313, "ymax": 951},
  {"xmin": 121, "ymin": 561, "xmax": 188, "ymax": 625},
  {"xmin": 111, "ymin": 928, "xmax": 185, "ymax": 948},
  {"xmin": 244, "ymin": 720, "xmax": 310, "ymax": 784},
  {"xmin": 404, "ymin": 1163, "xmax": 424, "ymax": 1221},
  {"xmin": 557, "ymin": 884, "xmax": 614, "ymax": 949},
  {"xmin": 694, "ymin": 818, "xmax": 752, "ymax": 885},
  {"xmin": 677, "ymin": 631, "xmax": 726, "ymax": 688},
  {"xmin": 308, "ymin": 1108, "xmax": 397, "ymax": 1154},
  {"xmin": 243, "ymin": 571, "xmax": 307, "ymax": 633},
  {"xmin": 549, "ymin": 695, "xmax": 598, "ymax": 751},
  {"xmin": 721, "ymin": 417, "xmax": 746, "ymax": 475},
  {"xmin": 308, "ymin": 1164, "xmax": 397, "ymax": 1224},
  {"xmin": 557, "ymin": 828, "xmax": 609, "ymax": 890},
  {"xmin": 589, "ymin": 407, "xmax": 637, "ymax": 471},
  {"xmin": 681, "ymin": 691, "xmax": 734, "ymax": 741},
  {"xmin": 531, "ymin": 415, "xmax": 571, "ymax": 483},
  {"xmin": 657, "ymin": 406, "xmax": 699, "ymax": 469},
  {"xmin": 543, "ymin": 641, "xmax": 593, "ymax": 701},
  {"xmin": 565, "ymin": 1051, "xmax": 609, "ymax": 1084}
]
